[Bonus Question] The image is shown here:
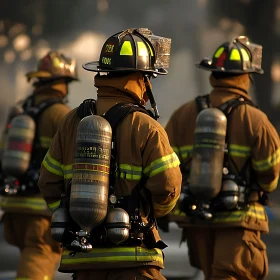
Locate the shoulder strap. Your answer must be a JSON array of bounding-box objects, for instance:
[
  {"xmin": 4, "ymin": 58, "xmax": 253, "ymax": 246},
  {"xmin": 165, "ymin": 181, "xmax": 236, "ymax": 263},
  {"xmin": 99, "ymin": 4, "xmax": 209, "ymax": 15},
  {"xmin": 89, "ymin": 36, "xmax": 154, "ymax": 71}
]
[
  {"xmin": 25, "ymin": 98, "xmax": 64, "ymax": 119},
  {"xmin": 103, "ymin": 102, "xmax": 149, "ymax": 131},
  {"xmin": 195, "ymin": 94, "xmax": 211, "ymax": 113},
  {"xmin": 77, "ymin": 99, "xmax": 97, "ymax": 119},
  {"xmin": 218, "ymin": 97, "xmax": 257, "ymax": 118}
]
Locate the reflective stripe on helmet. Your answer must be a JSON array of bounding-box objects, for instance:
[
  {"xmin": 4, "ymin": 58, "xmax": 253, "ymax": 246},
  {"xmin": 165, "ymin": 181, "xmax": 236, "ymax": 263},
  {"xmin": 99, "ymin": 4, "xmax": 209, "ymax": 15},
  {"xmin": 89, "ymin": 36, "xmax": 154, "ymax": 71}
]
[
  {"xmin": 214, "ymin": 47, "xmax": 224, "ymax": 58},
  {"xmin": 120, "ymin": 41, "xmax": 133, "ymax": 56},
  {"xmin": 61, "ymin": 247, "xmax": 163, "ymax": 265},
  {"xmin": 0, "ymin": 196, "xmax": 48, "ymax": 211},
  {"xmin": 144, "ymin": 152, "xmax": 180, "ymax": 178}
]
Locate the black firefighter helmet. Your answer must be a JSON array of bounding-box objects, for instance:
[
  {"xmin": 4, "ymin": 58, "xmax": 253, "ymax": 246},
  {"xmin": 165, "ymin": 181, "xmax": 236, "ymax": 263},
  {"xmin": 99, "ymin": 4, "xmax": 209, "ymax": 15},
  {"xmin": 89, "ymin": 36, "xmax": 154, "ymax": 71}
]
[
  {"xmin": 196, "ymin": 36, "xmax": 264, "ymax": 74},
  {"xmin": 82, "ymin": 28, "xmax": 171, "ymax": 75},
  {"xmin": 26, "ymin": 51, "xmax": 79, "ymax": 83}
]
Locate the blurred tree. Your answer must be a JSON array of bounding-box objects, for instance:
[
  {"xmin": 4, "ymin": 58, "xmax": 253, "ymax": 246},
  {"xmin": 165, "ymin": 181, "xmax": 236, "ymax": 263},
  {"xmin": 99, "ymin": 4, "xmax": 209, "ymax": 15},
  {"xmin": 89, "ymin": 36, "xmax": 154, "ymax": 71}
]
[{"xmin": 208, "ymin": 0, "xmax": 278, "ymax": 126}]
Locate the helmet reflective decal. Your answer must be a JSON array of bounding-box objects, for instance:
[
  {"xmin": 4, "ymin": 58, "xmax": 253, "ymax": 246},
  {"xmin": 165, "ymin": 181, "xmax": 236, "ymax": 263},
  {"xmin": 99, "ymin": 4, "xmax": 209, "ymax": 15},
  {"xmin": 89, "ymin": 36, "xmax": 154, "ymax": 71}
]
[
  {"xmin": 240, "ymin": 49, "xmax": 250, "ymax": 61},
  {"xmin": 229, "ymin": 49, "xmax": 241, "ymax": 61},
  {"xmin": 120, "ymin": 41, "xmax": 133, "ymax": 56},
  {"xmin": 137, "ymin": 42, "xmax": 149, "ymax": 56},
  {"xmin": 53, "ymin": 57, "xmax": 61, "ymax": 68},
  {"xmin": 214, "ymin": 47, "xmax": 224, "ymax": 58}
]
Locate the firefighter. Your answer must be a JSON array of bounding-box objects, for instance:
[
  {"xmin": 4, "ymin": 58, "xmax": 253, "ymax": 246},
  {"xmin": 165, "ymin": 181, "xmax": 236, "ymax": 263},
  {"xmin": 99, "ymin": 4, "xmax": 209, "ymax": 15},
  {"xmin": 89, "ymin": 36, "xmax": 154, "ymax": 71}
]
[
  {"xmin": 165, "ymin": 36, "xmax": 280, "ymax": 280},
  {"xmin": 38, "ymin": 28, "xmax": 182, "ymax": 280},
  {"xmin": 0, "ymin": 51, "xmax": 78, "ymax": 280}
]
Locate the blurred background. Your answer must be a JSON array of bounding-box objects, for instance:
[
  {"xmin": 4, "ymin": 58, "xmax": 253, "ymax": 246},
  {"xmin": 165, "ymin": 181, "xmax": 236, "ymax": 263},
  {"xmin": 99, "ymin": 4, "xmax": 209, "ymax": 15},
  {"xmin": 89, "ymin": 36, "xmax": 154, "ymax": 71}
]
[{"xmin": 1, "ymin": 0, "xmax": 280, "ymax": 279}]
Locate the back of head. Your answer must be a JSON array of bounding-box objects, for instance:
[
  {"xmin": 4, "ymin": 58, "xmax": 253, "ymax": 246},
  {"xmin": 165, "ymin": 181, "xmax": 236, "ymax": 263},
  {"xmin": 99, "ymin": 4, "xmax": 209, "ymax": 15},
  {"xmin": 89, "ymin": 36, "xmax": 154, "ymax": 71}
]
[{"xmin": 196, "ymin": 36, "xmax": 264, "ymax": 76}]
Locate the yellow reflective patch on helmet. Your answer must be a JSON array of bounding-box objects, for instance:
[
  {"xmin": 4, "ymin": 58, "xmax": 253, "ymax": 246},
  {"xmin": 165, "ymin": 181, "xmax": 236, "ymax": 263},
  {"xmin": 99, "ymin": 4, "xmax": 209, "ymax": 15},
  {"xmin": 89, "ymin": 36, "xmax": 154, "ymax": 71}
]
[
  {"xmin": 214, "ymin": 47, "xmax": 224, "ymax": 58},
  {"xmin": 147, "ymin": 43, "xmax": 154, "ymax": 56},
  {"xmin": 120, "ymin": 41, "xmax": 133, "ymax": 56},
  {"xmin": 137, "ymin": 42, "xmax": 148, "ymax": 56},
  {"xmin": 240, "ymin": 48, "xmax": 250, "ymax": 61},
  {"xmin": 230, "ymin": 49, "xmax": 241, "ymax": 61},
  {"xmin": 52, "ymin": 57, "xmax": 61, "ymax": 68}
]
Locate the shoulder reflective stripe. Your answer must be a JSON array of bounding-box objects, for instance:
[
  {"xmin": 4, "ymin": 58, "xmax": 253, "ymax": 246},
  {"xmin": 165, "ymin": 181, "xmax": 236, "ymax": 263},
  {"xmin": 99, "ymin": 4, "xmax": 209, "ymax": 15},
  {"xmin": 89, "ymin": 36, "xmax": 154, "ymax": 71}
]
[
  {"xmin": 171, "ymin": 146, "xmax": 179, "ymax": 154},
  {"xmin": 144, "ymin": 152, "xmax": 180, "ymax": 178},
  {"xmin": 137, "ymin": 42, "xmax": 149, "ymax": 56},
  {"xmin": 213, "ymin": 205, "xmax": 266, "ymax": 222},
  {"xmin": 179, "ymin": 145, "xmax": 193, "ymax": 160},
  {"xmin": 259, "ymin": 175, "xmax": 279, "ymax": 192},
  {"xmin": 61, "ymin": 163, "xmax": 73, "ymax": 179},
  {"xmin": 48, "ymin": 200, "xmax": 61, "ymax": 212},
  {"xmin": 40, "ymin": 136, "xmax": 52, "ymax": 149},
  {"xmin": 214, "ymin": 47, "xmax": 224, "ymax": 58},
  {"xmin": 229, "ymin": 49, "xmax": 241, "ymax": 61},
  {"xmin": 240, "ymin": 48, "xmax": 250, "ymax": 61},
  {"xmin": 229, "ymin": 144, "xmax": 251, "ymax": 158},
  {"xmin": 118, "ymin": 164, "xmax": 142, "ymax": 180},
  {"xmin": 120, "ymin": 41, "xmax": 133, "ymax": 56},
  {"xmin": 252, "ymin": 148, "xmax": 280, "ymax": 171},
  {"xmin": 43, "ymin": 152, "xmax": 63, "ymax": 177},
  {"xmin": 0, "ymin": 197, "xmax": 48, "ymax": 211},
  {"xmin": 61, "ymin": 247, "xmax": 163, "ymax": 265}
]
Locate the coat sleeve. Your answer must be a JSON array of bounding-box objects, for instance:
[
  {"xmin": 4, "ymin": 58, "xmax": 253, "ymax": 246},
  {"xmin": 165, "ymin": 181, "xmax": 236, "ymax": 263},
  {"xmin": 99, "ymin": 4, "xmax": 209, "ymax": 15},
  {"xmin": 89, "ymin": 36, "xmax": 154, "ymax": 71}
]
[
  {"xmin": 165, "ymin": 111, "xmax": 180, "ymax": 159},
  {"xmin": 252, "ymin": 116, "xmax": 280, "ymax": 192},
  {"xmin": 142, "ymin": 123, "xmax": 182, "ymax": 218},
  {"xmin": 38, "ymin": 119, "xmax": 66, "ymax": 212}
]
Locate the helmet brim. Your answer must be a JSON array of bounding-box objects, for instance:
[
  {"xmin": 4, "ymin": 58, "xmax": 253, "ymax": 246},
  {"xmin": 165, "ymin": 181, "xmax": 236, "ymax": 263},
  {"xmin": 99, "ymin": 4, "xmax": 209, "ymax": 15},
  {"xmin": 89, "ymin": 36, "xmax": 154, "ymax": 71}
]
[
  {"xmin": 82, "ymin": 61, "xmax": 168, "ymax": 75},
  {"xmin": 26, "ymin": 71, "xmax": 79, "ymax": 82},
  {"xmin": 196, "ymin": 61, "xmax": 264, "ymax": 75}
]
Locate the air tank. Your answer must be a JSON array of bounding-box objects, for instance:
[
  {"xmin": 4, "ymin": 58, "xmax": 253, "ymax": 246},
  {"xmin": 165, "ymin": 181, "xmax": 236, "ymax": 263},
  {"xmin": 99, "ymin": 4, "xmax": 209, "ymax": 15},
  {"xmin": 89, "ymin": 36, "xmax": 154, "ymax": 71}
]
[
  {"xmin": 51, "ymin": 207, "xmax": 71, "ymax": 242},
  {"xmin": 2, "ymin": 114, "xmax": 35, "ymax": 177},
  {"xmin": 105, "ymin": 208, "xmax": 130, "ymax": 245},
  {"xmin": 220, "ymin": 180, "xmax": 239, "ymax": 210},
  {"xmin": 189, "ymin": 108, "xmax": 227, "ymax": 201},
  {"xmin": 70, "ymin": 115, "xmax": 112, "ymax": 233}
]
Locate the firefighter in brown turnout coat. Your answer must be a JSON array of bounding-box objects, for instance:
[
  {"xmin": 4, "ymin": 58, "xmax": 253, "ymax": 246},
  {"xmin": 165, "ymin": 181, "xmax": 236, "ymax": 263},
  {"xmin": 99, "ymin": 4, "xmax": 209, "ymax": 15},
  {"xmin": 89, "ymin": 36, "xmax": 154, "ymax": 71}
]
[
  {"xmin": 38, "ymin": 28, "xmax": 181, "ymax": 280},
  {"xmin": 165, "ymin": 36, "xmax": 280, "ymax": 280},
  {"xmin": 0, "ymin": 51, "xmax": 78, "ymax": 280}
]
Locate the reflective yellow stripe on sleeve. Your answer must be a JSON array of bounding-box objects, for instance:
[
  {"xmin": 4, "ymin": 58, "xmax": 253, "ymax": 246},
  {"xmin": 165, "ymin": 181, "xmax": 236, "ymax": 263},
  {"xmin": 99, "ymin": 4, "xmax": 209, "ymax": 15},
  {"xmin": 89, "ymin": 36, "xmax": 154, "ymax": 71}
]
[
  {"xmin": 42, "ymin": 151, "xmax": 63, "ymax": 177},
  {"xmin": 40, "ymin": 136, "xmax": 52, "ymax": 149},
  {"xmin": 259, "ymin": 175, "xmax": 279, "ymax": 192},
  {"xmin": 61, "ymin": 247, "xmax": 163, "ymax": 265},
  {"xmin": 48, "ymin": 200, "xmax": 62, "ymax": 212},
  {"xmin": 252, "ymin": 148, "xmax": 280, "ymax": 171},
  {"xmin": 144, "ymin": 152, "xmax": 180, "ymax": 178},
  {"xmin": 0, "ymin": 197, "xmax": 48, "ymax": 211},
  {"xmin": 62, "ymin": 164, "xmax": 73, "ymax": 179}
]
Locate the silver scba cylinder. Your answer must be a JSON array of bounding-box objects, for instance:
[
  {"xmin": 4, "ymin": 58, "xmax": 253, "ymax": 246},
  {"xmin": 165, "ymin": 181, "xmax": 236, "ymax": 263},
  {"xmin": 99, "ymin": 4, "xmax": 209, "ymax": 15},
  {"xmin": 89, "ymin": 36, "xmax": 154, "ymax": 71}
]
[
  {"xmin": 189, "ymin": 108, "xmax": 227, "ymax": 202},
  {"xmin": 2, "ymin": 114, "xmax": 35, "ymax": 177},
  {"xmin": 105, "ymin": 208, "xmax": 130, "ymax": 245},
  {"xmin": 70, "ymin": 115, "xmax": 112, "ymax": 233}
]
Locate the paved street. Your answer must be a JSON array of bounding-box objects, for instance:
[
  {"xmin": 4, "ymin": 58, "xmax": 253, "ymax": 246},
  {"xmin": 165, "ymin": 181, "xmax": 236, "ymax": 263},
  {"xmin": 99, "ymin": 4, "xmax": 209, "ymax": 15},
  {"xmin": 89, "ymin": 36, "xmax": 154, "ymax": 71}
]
[{"xmin": 1, "ymin": 221, "xmax": 280, "ymax": 280}]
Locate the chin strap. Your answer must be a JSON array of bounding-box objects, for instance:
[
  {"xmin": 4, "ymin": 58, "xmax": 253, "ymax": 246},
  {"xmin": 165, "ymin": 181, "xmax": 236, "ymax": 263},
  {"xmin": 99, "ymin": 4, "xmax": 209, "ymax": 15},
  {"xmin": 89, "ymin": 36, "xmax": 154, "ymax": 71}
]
[{"xmin": 144, "ymin": 75, "xmax": 159, "ymax": 120}]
